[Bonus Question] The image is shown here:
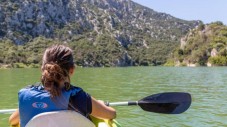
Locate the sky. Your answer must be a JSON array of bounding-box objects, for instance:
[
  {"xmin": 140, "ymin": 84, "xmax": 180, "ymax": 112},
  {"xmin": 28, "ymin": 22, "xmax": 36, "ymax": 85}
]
[{"xmin": 132, "ymin": 0, "xmax": 227, "ymax": 25}]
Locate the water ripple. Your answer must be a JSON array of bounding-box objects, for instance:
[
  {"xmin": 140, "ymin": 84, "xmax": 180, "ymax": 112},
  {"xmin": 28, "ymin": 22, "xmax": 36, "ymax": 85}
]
[{"xmin": 1, "ymin": 67, "xmax": 227, "ymax": 127}]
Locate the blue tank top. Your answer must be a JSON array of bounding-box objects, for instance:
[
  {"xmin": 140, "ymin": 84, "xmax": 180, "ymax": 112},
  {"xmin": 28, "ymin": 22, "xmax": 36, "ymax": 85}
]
[{"xmin": 18, "ymin": 83, "xmax": 92, "ymax": 127}]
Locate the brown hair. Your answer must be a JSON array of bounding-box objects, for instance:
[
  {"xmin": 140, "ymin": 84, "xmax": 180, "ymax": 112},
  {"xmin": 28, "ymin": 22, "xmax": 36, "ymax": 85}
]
[{"xmin": 41, "ymin": 45, "xmax": 74, "ymax": 97}]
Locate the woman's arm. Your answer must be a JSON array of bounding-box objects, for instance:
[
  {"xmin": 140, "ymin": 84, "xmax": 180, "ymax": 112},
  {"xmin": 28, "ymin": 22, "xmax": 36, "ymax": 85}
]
[
  {"xmin": 90, "ymin": 97, "xmax": 116, "ymax": 119},
  {"xmin": 9, "ymin": 109, "xmax": 20, "ymax": 126}
]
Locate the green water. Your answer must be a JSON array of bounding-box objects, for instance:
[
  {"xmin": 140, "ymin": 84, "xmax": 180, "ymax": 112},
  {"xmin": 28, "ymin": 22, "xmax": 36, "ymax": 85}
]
[{"xmin": 0, "ymin": 67, "xmax": 227, "ymax": 127}]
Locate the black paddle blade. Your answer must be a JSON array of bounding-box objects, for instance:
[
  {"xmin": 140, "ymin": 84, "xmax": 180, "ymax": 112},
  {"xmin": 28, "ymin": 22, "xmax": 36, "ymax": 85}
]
[{"xmin": 138, "ymin": 92, "xmax": 191, "ymax": 114}]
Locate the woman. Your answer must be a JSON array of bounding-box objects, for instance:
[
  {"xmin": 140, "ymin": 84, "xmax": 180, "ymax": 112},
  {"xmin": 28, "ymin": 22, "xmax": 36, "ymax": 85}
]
[{"xmin": 9, "ymin": 45, "xmax": 116, "ymax": 127}]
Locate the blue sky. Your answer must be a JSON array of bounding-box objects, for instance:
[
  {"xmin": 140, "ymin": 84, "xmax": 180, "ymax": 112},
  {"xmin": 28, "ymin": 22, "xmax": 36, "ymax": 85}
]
[{"xmin": 132, "ymin": 0, "xmax": 227, "ymax": 25}]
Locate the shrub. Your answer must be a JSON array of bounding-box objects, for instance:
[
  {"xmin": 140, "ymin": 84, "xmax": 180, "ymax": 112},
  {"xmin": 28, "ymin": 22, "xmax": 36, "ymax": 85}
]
[{"xmin": 208, "ymin": 56, "xmax": 227, "ymax": 66}]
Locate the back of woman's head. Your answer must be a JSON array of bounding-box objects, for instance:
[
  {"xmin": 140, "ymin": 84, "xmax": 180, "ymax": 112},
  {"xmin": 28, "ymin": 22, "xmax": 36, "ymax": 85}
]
[{"xmin": 41, "ymin": 45, "xmax": 74, "ymax": 97}]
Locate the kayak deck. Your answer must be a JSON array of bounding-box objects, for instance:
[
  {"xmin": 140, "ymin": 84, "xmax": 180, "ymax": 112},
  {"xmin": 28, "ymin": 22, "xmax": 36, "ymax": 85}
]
[{"xmin": 91, "ymin": 116, "xmax": 121, "ymax": 127}]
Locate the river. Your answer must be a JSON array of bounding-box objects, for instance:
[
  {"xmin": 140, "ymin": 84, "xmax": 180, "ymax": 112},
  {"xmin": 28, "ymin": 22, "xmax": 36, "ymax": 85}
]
[{"xmin": 0, "ymin": 67, "xmax": 227, "ymax": 127}]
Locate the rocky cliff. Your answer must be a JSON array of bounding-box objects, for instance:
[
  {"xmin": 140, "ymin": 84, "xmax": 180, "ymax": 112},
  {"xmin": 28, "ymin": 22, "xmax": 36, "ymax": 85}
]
[{"xmin": 0, "ymin": 0, "xmax": 201, "ymax": 67}]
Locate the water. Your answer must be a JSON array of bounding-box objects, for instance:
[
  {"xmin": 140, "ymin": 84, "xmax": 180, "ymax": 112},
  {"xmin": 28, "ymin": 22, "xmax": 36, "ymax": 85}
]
[{"xmin": 0, "ymin": 67, "xmax": 227, "ymax": 127}]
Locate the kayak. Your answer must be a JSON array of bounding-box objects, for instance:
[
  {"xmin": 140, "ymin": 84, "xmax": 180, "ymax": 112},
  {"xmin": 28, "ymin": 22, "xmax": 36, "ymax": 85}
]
[
  {"xmin": 12, "ymin": 110, "xmax": 121, "ymax": 127},
  {"xmin": 91, "ymin": 116, "xmax": 121, "ymax": 127}
]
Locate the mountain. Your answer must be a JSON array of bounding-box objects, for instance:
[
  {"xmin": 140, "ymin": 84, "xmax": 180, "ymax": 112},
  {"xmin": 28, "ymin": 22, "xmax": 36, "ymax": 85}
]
[
  {"xmin": 168, "ymin": 21, "xmax": 227, "ymax": 66},
  {"xmin": 0, "ymin": 0, "xmax": 201, "ymax": 67}
]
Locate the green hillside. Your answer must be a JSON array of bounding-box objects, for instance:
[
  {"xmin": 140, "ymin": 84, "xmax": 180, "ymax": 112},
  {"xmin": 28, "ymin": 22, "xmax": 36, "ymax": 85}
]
[{"xmin": 169, "ymin": 22, "xmax": 227, "ymax": 66}]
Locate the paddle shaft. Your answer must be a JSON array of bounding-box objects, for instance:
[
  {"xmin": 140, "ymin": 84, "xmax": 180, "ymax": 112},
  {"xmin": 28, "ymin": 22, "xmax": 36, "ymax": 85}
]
[
  {"xmin": 0, "ymin": 101, "xmax": 138, "ymax": 114},
  {"xmin": 0, "ymin": 109, "xmax": 17, "ymax": 114},
  {"xmin": 107, "ymin": 101, "xmax": 138, "ymax": 106},
  {"xmin": 0, "ymin": 102, "xmax": 189, "ymax": 115}
]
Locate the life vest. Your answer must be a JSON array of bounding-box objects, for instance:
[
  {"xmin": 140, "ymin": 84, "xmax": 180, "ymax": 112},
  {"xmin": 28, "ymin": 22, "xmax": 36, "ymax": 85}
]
[{"xmin": 18, "ymin": 83, "xmax": 82, "ymax": 127}]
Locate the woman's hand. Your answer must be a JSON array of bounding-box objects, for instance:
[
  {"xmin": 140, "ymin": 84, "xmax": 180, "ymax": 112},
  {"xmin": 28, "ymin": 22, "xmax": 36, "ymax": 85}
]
[
  {"xmin": 91, "ymin": 97, "xmax": 116, "ymax": 119},
  {"xmin": 9, "ymin": 109, "xmax": 20, "ymax": 126}
]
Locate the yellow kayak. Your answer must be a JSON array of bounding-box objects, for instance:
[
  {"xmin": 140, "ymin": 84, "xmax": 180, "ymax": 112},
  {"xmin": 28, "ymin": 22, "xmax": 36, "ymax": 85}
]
[{"xmin": 91, "ymin": 116, "xmax": 121, "ymax": 127}]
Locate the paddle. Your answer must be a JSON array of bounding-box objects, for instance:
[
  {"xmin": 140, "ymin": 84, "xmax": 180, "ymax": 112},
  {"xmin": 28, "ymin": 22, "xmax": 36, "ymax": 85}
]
[
  {"xmin": 0, "ymin": 92, "xmax": 191, "ymax": 114},
  {"xmin": 0, "ymin": 109, "xmax": 17, "ymax": 114},
  {"xmin": 106, "ymin": 92, "xmax": 191, "ymax": 114}
]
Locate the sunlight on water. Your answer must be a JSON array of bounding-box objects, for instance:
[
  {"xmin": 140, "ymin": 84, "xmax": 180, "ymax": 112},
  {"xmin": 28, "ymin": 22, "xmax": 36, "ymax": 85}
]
[{"xmin": 0, "ymin": 67, "xmax": 227, "ymax": 127}]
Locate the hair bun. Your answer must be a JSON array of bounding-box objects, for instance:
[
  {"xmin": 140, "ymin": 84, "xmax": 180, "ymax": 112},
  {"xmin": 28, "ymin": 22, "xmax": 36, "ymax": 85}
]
[{"xmin": 41, "ymin": 63, "xmax": 67, "ymax": 97}]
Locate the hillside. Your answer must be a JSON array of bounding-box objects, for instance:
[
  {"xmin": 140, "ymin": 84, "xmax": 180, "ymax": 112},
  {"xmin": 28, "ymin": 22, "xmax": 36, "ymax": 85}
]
[
  {"xmin": 169, "ymin": 22, "xmax": 227, "ymax": 66},
  {"xmin": 0, "ymin": 0, "xmax": 201, "ymax": 67}
]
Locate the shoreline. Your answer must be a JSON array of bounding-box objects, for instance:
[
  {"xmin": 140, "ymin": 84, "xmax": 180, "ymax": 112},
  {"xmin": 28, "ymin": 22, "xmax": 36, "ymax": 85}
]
[
  {"xmin": 0, "ymin": 63, "xmax": 40, "ymax": 69},
  {"xmin": 0, "ymin": 63, "xmax": 226, "ymax": 69}
]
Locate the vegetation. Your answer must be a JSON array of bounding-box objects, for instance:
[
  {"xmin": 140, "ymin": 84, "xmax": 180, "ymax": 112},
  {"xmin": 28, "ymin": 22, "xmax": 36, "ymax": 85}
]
[
  {"xmin": 0, "ymin": 37, "xmax": 56, "ymax": 68},
  {"xmin": 69, "ymin": 34, "xmax": 125, "ymax": 67},
  {"xmin": 171, "ymin": 22, "xmax": 227, "ymax": 66},
  {"xmin": 0, "ymin": 34, "xmax": 179, "ymax": 68}
]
